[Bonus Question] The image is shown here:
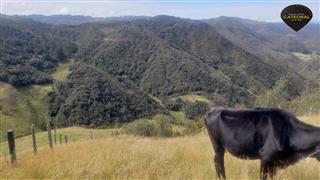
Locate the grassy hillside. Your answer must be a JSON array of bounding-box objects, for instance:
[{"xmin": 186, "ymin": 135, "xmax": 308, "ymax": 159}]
[
  {"xmin": 0, "ymin": 127, "xmax": 118, "ymax": 156},
  {"xmin": 172, "ymin": 94, "xmax": 213, "ymax": 104},
  {"xmin": 1, "ymin": 115, "xmax": 319, "ymax": 179},
  {"xmin": 293, "ymin": 52, "xmax": 320, "ymax": 62},
  {"xmin": 295, "ymin": 53, "xmax": 320, "ymax": 83},
  {"xmin": 52, "ymin": 60, "xmax": 74, "ymax": 82},
  {"xmin": 0, "ymin": 82, "xmax": 32, "ymax": 141},
  {"xmin": 0, "ymin": 111, "xmax": 198, "ymax": 156},
  {"xmin": 0, "ymin": 15, "xmax": 314, "ymax": 129},
  {"xmin": 0, "ymin": 15, "xmax": 318, "ymax": 144},
  {"xmin": 0, "ymin": 59, "xmax": 76, "ymax": 142},
  {"xmin": 0, "ymin": 83, "xmax": 53, "ymax": 142}
]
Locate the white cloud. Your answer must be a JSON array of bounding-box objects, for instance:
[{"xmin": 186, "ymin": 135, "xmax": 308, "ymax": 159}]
[
  {"xmin": 265, "ymin": 18, "xmax": 282, "ymax": 23},
  {"xmin": 1, "ymin": 1, "xmax": 319, "ymax": 23},
  {"xmin": 58, "ymin": 7, "xmax": 69, "ymax": 15}
]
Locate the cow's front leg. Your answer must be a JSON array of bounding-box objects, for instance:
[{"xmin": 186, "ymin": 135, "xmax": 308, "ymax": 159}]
[
  {"xmin": 269, "ymin": 165, "xmax": 276, "ymax": 180},
  {"xmin": 260, "ymin": 161, "xmax": 275, "ymax": 180},
  {"xmin": 214, "ymin": 148, "xmax": 226, "ymax": 180},
  {"xmin": 260, "ymin": 161, "xmax": 268, "ymax": 180}
]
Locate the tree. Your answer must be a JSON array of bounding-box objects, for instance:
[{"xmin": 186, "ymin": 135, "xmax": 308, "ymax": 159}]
[
  {"xmin": 62, "ymin": 43, "xmax": 77, "ymax": 58},
  {"xmin": 255, "ymin": 77, "xmax": 292, "ymax": 107},
  {"xmin": 54, "ymin": 47, "xmax": 66, "ymax": 61}
]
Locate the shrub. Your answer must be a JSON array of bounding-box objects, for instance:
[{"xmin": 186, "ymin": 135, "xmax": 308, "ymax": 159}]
[
  {"xmin": 165, "ymin": 98, "xmax": 209, "ymax": 120},
  {"xmin": 165, "ymin": 98, "xmax": 183, "ymax": 111},
  {"xmin": 155, "ymin": 117, "xmax": 174, "ymax": 137},
  {"xmin": 123, "ymin": 119, "xmax": 160, "ymax": 137},
  {"xmin": 183, "ymin": 101, "xmax": 209, "ymax": 120},
  {"xmin": 123, "ymin": 117, "xmax": 175, "ymax": 137},
  {"xmin": 181, "ymin": 120, "xmax": 199, "ymax": 135}
]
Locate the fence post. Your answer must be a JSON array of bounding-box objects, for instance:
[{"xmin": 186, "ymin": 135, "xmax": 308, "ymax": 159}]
[
  {"xmin": 309, "ymin": 107, "xmax": 313, "ymax": 117},
  {"xmin": 47, "ymin": 124, "xmax": 53, "ymax": 148},
  {"xmin": 59, "ymin": 134, "xmax": 62, "ymax": 144},
  {"xmin": 90, "ymin": 129, "xmax": 93, "ymax": 139},
  {"xmin": 65, "ymin": 135, "xmax": 68, "ymax": 144},
  {"xmin": 31, "ymin": 124, "xmax": 37, "ymax": 154},
  {"xmin": 54, "ymin": 125, "xmax": 57, "ymax": 145},
  {"xmin": 7, "ymin": 129, "xmax": 16, "ymax": 163}
]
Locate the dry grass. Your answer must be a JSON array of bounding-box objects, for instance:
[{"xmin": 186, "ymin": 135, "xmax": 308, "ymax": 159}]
[
  {"xmin": 298, "ymin": 114, "xmax": 320, "ymax": 126},
  {"xmin": 172, "ymin": 94, "xmax": 213, "ymax": 104},
  {"xmin": 0, "ymin": 133, "xmax": 319, "ymax": 180},
  {"xmin": 0, "ymin": 127, "xmax": 118, "ymax": 156},
  {"xmin": 0, "ymin": 116, "xmax": 319, "ymax": 180}
]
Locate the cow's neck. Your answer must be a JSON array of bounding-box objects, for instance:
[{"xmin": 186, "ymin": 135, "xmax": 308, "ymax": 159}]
[{"xmin": 293, "ymin": 122, "xmax": 320, "ymax": 157}]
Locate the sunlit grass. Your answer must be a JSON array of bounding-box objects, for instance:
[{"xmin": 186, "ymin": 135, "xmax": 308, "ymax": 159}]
[
  {"xmin": 172, "ymin": 94, "xmax": 213, "ymax": 104},
  {"xmin": 292, "ymin": 52, "xmax": 320, "ymax": 62},
  {"xmin": 0, "ymin": 83, "xmax": 35, "ymax": 142},
  {"xmin": 52, "ymin": 60, "xmax": 74, "ymax": 81},
  {"xmin": 0, "ymin": 132, "xmax": 319, "ymax": 179},
  {"xmin": 0, "ymin": 127, "xmax": 118, "ymax": 156},
  {"xmin": 0, "ymin": 115, "xmax": 319, "ymax": 179},
  {"xmin": 299, "ymin": 114, "xmax": 320, "ymax": 126}
]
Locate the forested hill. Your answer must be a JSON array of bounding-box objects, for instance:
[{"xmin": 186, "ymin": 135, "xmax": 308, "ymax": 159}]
[
  {"xmin": 0, "ymin": 15, "xmax": 319, "ymax": 139},
  {"xmin": 0, "ymin": 15, "xmax": 77, "ymax": 86},
  {"xmin": 205, "ymin": 17, "xmax": 320, "ymax": 84}
]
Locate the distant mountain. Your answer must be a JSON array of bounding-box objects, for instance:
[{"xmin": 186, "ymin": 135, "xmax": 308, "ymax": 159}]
[
  {"xmin": 297, "ymin": 57, "xmax": 320, "ymax": 83},
  {"xmin": 205, "ymin": 16, "xmax": 319, "ymax": 84},
  {"xmin": 0, "ymin": 14, "xmax": 318, "ymax": 134},
  {"xmin": 20, "ymin": 14, "xmax": 149, "ymax": 25},
  {"xmin": 75, "ymin": 15, "xmax": 303, "ymax": 101},
  {"xmin": 0, "ymin": 15, "xmax": 77, "ymax": 86},
  {"xmin": 22, "ymin": 15, "xmax": 96, "ymax": 25},
  {"xmin": 209, "ymin": 17, "xmax": 319, "ymax": 54}
]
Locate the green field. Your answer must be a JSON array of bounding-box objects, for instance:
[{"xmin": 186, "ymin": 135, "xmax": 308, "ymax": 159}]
[
  {"xmin": 52, "ymin": 60, "xmax": 73, "ymax": 82},
  {"xmin": 0, "ymin": 110, "xmax": 197, "ymax": 156},
  {"xmin": 0, "ymin": 83, "xmax": 53, "ymax": 142},
  {"xmin": 0, "ymin": 60, "xmax": 73, "ymax": 142},
  {"xmin": 292, "ymin": 52, "xmax": 320, "ymax": 62}
]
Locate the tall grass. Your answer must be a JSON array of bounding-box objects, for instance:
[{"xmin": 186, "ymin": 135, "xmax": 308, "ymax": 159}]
[
  {"xmin": 0, "ymin": 115, "xmax": 319, "ymax": 179},
  {"xmin": 0, "ymin": 133, "xmax": 319, "ymax": 179},
  {"xmin": 0, "ymin": 127, "xmax": 117, "ymax": 156}
]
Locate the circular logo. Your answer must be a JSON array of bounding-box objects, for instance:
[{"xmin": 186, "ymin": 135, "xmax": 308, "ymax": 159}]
[{"xmin": 281, "ymin": 4, "xmax": 313, "ymax": 32}]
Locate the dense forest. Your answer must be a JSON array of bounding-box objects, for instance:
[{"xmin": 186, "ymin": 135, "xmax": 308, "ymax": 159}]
[{"xmin": 0, "ymin": 14, "xmax": 319, "ymax": 139}]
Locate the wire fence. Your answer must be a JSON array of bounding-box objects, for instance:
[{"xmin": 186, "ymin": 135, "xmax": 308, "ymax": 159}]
[{"xmin": 0, "ymin": 107, "xmax": 319, "ymax": 166}]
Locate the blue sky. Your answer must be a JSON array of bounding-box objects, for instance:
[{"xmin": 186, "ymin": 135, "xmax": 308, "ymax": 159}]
[{"xmin": 1, "ymin": 0, "xmax": 319, "ymax": 22}]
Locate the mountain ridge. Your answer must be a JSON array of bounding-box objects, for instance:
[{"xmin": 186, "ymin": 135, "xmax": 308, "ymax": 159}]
[{"xmin": 0, "ymin": 14, "xmax": 319, "ymax": 139}]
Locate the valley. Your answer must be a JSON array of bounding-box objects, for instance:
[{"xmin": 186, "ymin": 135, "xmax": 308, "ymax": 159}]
[
  {"xmin": 0, "ymin": 14, "xmax": 319, "ymax": 142},
  {"xmin": 0, "ymin": 13, "xmax": 319, "ymax": 180}
]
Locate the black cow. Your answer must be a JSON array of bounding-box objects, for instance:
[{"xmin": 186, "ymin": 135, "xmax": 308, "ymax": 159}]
[{"xmin": 205, "ymin": 107, "xmax": 320, "ymax": 180}]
